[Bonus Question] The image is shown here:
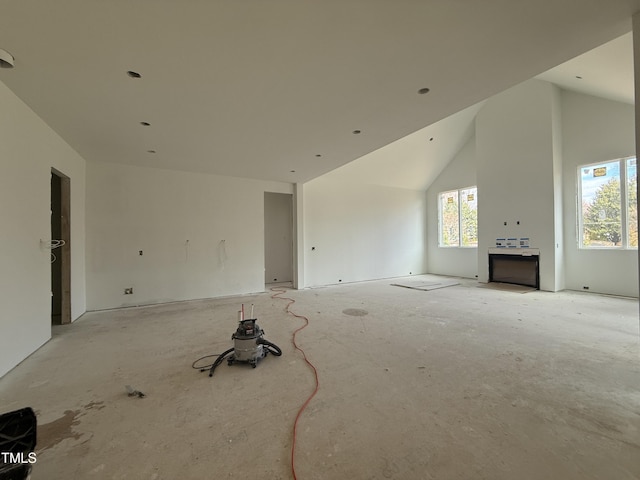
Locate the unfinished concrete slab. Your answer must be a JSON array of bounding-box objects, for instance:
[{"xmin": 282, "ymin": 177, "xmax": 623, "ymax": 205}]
[
  {"xmin": 391, "ymin": 276, "xmax": 460, "ymax": 291},
  {"xmin": 0, "ymin": 276, "xmax": 638, "ymax": 479}
]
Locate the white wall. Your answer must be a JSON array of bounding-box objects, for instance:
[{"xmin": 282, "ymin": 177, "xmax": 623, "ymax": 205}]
[
  {"xmin": 303, "ymin": 175, "xmax": 427, "ymax": 287},
  {"xmin": 561, "ymin": 90, "xmax": 637, "ymax": 297},
  {"xmin": 293, "ymin": 183, "xmax": 305, "ymax": 289},
  {"xmin": 0, "ymin": 81, "xmax": 86, "ymax": 378},
  {"xmin": 552, "ymin": 87, "xmax": 566, "ymax": 291},
  {"xmin": 476, "ymin": 80, "xmax": 561, "ymax": 291},
  {"xmin": 85, "ymin": 161, "xmax": 292, "ymax": 310},
  {"xmin": 425, "ymin": 81, "xmax": 637, "ymax": 297},
  {"xmin": 426, "ymin": 136, "xmax": 478, "ymax": 278}
]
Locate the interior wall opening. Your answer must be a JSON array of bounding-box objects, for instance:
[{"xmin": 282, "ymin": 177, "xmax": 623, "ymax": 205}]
[
  {"xmin": 51, "ymin": 168, "xmax": 71, "ymax": 325},
  {"xmin": 264, "ymin": 192, "xmax": 293, "ymax": 286}
]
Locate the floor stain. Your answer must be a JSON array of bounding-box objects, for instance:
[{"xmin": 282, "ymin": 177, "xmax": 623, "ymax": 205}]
[
  {"xmin": 343, "ymin": 308, "xmax": 368, "ymax": 316},
  {"xmin": 83, "ymin": 400, "xmax": 105, "ymax": 411},
  {"xmin": 37, "ymin": 409, "xmax": 83, "ymax": 452}
]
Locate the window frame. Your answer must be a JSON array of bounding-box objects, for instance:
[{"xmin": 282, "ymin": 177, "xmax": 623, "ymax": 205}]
[
  {"xmin": 577, "ymin": 156, "xmax": 637, "ymax": 250},
  {"xmin": 438, "ymin": 186, "xmax": 478, "ymax": 248}
]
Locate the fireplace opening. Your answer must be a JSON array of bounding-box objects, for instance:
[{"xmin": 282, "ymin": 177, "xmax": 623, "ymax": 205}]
[{"xmin": 489, "ymin": 253, "xmax": 539, "ymax": 289}]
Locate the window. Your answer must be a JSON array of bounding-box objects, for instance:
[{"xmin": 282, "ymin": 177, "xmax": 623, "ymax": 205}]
[
  {"xmin": 438, "ymin": 186, "xmax": 478, "ymax": 247},
  {"xmin": 579, "ymin": 157, "xmax": 637, "ymax": 248}
]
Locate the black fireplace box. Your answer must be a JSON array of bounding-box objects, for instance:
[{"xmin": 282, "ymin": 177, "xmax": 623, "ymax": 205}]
[{"xmin": 489, "ymin": 251, "xmax": 539, "ymax": 289}]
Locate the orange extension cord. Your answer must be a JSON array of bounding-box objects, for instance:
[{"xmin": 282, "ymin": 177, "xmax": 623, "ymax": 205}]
[{"xmin": 270, "ymin": 287, "xmax": 319, "ymax": 480}]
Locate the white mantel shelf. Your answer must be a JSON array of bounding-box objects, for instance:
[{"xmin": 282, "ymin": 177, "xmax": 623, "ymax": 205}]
[{"xmin": 488, "ymin": 248, "xmax": 540, "ymax": 256}]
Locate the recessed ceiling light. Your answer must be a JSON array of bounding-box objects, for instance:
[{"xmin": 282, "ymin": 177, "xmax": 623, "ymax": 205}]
[
  {"xmin": 147, "ymin": 150, "xmax": 156, "ymax": 154},
  {"xmin": 353, "ymin": 130, "xmax": 361, "ymax": 134},
  {"xmin": 127, "ymin": 70, "xmax": 142, "ymax": 78},
  {"xmin": 140, "ymin": 122, "xmax": 151, "ymax": 126},
  {"xmin": 418, "ymin": 87, "xmax": 430, "ymax": 95}
]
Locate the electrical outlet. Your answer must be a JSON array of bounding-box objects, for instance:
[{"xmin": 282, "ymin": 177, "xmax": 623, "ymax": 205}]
[{"xmin": 124, "ymin": 287, "xmax": 133, "ymax": 295}]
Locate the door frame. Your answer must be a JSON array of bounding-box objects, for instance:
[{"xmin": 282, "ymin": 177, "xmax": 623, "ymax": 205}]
[{"xmin": 52, "ymin": 168, "xmax": 71, "ymax": 325}]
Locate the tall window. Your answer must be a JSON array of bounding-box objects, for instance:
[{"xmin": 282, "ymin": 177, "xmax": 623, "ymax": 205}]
[
  {"xmin": 579, "ymin": 157, "xmax": 637, "ymax": 248},
  {"xmin": 438, "ymin": 187, "xmax": 478, "ymax": 247}
]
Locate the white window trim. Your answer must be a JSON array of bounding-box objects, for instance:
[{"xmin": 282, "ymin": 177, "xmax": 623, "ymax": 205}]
[
  {"xmin": 577, "ymin": 156, "xmax": 636, "ymax": 250},
  {"xmin": 438, "ymin": 186, "xmax": 478, "ymax": 249}
]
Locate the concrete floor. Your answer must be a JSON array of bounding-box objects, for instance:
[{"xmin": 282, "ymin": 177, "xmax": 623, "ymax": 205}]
[{"xmin": 0, "ymin": 275, "xmax": 639, "ymax": 479}]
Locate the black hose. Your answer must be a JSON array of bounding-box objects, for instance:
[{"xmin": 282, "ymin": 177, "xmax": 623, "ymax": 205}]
[
  {"xmin": 208, "ymin": 347, "xmax": 235, "ymax": 377},
  {"xmin": 258, "ymin": 338, "xmax": 282, "ymax": 356},
  {"xmin": 192, "ymin": 353, "xmax": 222, "ymax": 371}
]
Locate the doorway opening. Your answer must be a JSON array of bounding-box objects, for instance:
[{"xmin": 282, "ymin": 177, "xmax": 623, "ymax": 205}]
[
  {"xmin": 51, "ymin": 169, "xmax": 71, "ymax": 325},
  {"xmin": 264, "ymin": 192, "xmax": 293, "ymax": 286}
]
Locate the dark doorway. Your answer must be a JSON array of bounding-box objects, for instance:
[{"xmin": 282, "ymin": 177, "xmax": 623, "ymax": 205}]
[
  {"xmin": 264, "ymin": 192, "xmax": 293, "ymax": 285},
  {"xmin": 51, "ymin": 169, "xmax": 71, "ymax": 325}
]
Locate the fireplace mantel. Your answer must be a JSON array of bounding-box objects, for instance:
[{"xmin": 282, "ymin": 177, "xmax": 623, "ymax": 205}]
[{"xmin": 488, "ymin": 247, "xmax": 539, "ymax": 256}]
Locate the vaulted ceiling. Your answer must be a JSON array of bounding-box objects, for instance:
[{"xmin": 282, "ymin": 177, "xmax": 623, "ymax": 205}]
[
  {"xmin": 331, "ymin": 31, "xmax": 635, "ymax": 191},
  {"xmin": 0, "ymin": 1, "xmax": 638, "ymax": 186}
]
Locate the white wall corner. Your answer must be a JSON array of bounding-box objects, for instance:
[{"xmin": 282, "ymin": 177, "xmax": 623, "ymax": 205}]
[{"xmin": 293, "ymin": 183, "xmax": 305, "ymax": 290}]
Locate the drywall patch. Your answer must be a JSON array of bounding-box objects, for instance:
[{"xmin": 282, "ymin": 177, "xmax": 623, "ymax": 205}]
[{"xmin": 342, "ymin": 308, "xmax": 368, "ymax": 316}]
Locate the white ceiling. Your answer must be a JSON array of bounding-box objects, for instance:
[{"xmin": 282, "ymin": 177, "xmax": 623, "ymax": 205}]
[
  {"xmin": 537, "ymin": 31, "xmax": 634, "ymax": 106},
  {"xmin": 0, "ymin": 1, "xmax": 638, "ymax": 188},
  {"xmin": 321, "ymin": 101, "xmax": 484, "ymax": 191},
  {"xmin": 332, "ymin": 31, "xmax": 636, "ymax": 191}
]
